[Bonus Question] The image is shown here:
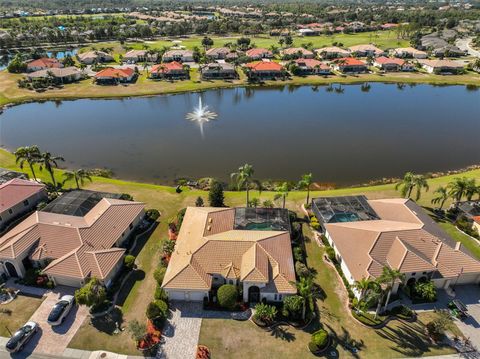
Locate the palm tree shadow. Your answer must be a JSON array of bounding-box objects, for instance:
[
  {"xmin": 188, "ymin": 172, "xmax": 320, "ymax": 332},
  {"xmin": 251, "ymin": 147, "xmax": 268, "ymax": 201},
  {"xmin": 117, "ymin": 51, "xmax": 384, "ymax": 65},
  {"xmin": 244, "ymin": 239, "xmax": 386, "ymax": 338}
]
[{"xmin": 269, "ymin": 325, "xmax": 296, "ymax": 342}]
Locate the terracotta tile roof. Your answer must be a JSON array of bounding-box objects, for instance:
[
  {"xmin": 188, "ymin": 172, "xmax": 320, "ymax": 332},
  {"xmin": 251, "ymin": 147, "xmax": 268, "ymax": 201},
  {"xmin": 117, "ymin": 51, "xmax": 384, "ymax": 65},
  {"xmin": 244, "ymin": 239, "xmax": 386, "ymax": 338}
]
[
  {"xmin": 245, "ymin": 61, "xmax": 284, "ymax": 71},
  {"xmin": 473, "ymin": 216, "xmax": 480, "ymax": 224},
  {"xmin": 0, "ymin": 198, "xmax": 144, "ymax": 281},
  {"xmin": 150, "ymin": 61, "xmax": 184, "ymax": 74},
  {"xmin": 418, "ymin": 59, "xmax": 464, "ymax": 68},
  {"xmin": 325, "ymin": 198, "xmax": 480, "ymax": 282},
  {"xmin": 315, "ymin": 46, "xmax": 350, "ymax": 55},
  {"xmin": 394, "ymin": 47, "xmax": 427, "ymax": 56},
  {"xmin": 27, "ymin": 66, "xmax": 82, "ymax": 79},
  {"xmin": 348, "ymin": 44, "xmax": 385, "ymax": 54},
  {"xmin": 334, "ymin": 57, "xmax": 367, "ymax": 66},
  {"xmin": 27, "ymin": 58, "xmax": 63, "ymax": 69},
  {"xmin": 375, "ymin": 56, "xmax": 405, "ymax": 66},
  {"xmin": 206, "ymin": 47, "xmax": 231, "ymax": 56},
  {"xmin": 246, "ymin": 48, "xmax": 273, "ymax": 57},
  {"xmin": 0, "ymin": 179, "xmax": 45, "ymax": 213},
  {"xmin": 162, "ymin": 207, "xmax": 296, "ymax": 294},
  {"xmin": 94, "ymin": 67, "xmax": 134, "ymax": 78}
]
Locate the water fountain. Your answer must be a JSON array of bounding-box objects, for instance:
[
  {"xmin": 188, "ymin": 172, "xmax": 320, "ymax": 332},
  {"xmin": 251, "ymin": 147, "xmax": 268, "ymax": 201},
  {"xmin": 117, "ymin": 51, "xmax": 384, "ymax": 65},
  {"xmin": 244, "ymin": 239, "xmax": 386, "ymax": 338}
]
[{"xmin": 185, "ymin": 97, "xmax": 217, "ymax": 137}]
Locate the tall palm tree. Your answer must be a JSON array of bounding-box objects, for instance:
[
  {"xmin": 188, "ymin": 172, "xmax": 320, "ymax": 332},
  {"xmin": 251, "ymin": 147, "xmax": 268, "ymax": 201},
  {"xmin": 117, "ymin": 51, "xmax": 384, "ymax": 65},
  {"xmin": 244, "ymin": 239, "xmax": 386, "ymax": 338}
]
[
  {"xmin": 395, "ymin": 172, "xmax": 429, "ymax": 200},
  {"xmin": 62, "ymin": 169, "xmax": 92, "ymax": 189},
  {"xmin": 465, "ymin": 178, "xmax": 477, "ymax": 201},
  {"xmin": 298, "ymin": 173, "xmax": 313, "ymax": 205},
  {"xmin": 14, "ymin": 146, "xmax": 41, "ymax": 181},
  {"xmin": 379, "ymin": 266, "xmax": 405, "ymax": 312},
  {"xmin": 431, "ymin": 186, "xmax": 449, "ymax": 210},
  {"xmin": 231, "ymin": 164, "xmax": 261, "ymax": 206},
  {"xmin": 448, "ymin": 177, "xmax": 470, "ymax": 204},
  {"xmin": 38, "ymin": 151, "xmax": 65, "ymax": 187},
  {"xmin": 293, "ymin": 276, "xmax": 314, "ymax": 321},
  {"xmin": 353, "ymin": 277, "xmax": 376, "ymax": 300},
  {"xmin": 275, "ymin": 182, "xmax": 290, "ymax": 209}
]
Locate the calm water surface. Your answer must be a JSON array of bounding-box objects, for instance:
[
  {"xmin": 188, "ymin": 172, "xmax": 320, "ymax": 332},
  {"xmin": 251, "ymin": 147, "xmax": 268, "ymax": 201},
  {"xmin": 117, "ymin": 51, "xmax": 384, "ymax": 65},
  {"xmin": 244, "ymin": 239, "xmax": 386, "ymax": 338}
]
[{"xmin": 1, "ymin": 84, "xmax": 479, "ymax": 185}]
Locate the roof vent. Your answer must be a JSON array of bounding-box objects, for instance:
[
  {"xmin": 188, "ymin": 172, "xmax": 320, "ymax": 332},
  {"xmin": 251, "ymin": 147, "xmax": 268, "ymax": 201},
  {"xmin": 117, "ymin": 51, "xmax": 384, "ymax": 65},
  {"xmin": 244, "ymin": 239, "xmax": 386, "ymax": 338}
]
[
  {"xmin": 207, "ymin": 225, "xmax": 212, "ymax": 231},
  {"xmin": 65, "ymin": 222, "xmax": 72, "ymax": 226},
  {"xmin": 208, "ymin": 218, "xmax": 213, "ymax": 223}
]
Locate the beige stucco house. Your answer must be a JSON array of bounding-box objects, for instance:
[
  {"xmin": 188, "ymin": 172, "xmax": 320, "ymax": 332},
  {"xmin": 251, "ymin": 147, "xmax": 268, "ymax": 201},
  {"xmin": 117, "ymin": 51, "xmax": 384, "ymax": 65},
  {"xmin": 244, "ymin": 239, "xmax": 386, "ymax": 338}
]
[
  {"xmin": 0, "ymin": 191, "xmax": 144, "ymax": 287},
  {"xmin": 162, "ymin": 207, "xmax": 296, "ymax": 303}
]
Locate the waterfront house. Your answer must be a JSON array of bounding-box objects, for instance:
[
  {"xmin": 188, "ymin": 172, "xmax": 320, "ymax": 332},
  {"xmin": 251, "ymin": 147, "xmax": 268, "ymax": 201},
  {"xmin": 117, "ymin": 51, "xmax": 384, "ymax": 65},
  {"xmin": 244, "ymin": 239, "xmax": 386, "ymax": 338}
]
[
  {"xmin": 293, "ymin": 58, "xmax": 331, "ymax": 75},
  {"xmin": 26, "ymin": 57, "xmax": 63, "ymax": 72},
  {"xmin": 392, "ymin": 47, "xmax": 428, "ymax": 59},
  {"xmin": 123, "ymin": 49, "xmax": 157, "ymax": 63},
  {"xmin": 245, "ymin": 48, "xmax": 273, "ymax": 60},
  {"xmin": 162, "ymin": 50, "xmax": 194, "ymax": 63},
  {"xmin": 333, "ymin": 57, "xmax": 368, "ymax": 73},
  {"xmin": 205, "ymin": 47, "xmax": 238, "ymax": 61},
  {"xmin": 244, "ymin": 61, "xmax": 286, "ymax": 80},
  {"xmin": 0, "ymin": 179, "xmax": 47, "ymax": 233},
  {"xmin": 281, "ymin": 47, "xmax": 315, "ymax": 59},
  {"xmin": 77, "ymin": 50, "xmax": 114, "ymax": 64},
  {"xmin": 312, "ymin": 196, "xmax": 480, "ymax": 299},
  {"xmin": 27, "ymin": 66, "xmax": 83, "ymax": 83},
  {"xmin": 418, "ymin": 59, "xmax": 464, "ymax": 74},
  {"xmin": 374, "ymin": 56, "xmax": 413, "ymax": 72},
  {"xmin": 348, "ymin": 44, "xmax": 385, "ymax": 57},
  {"xmin": 162, "ymin": 207, "xmax": 296, "ymax": 303},
  {"xmin": 315, "ymin": 46, "xmax": 350, "ymax": 59},
  {"xmin": 200, "ymin": 63, "xmax": 237, "ymax": 80},
  {"xmin": 94, "ymin": 67, "xmax": 136, "ymax": 84},
  {"xmin": 0, "ymin": 190, "xmax": 145, "ymax": 287},
  {"xmin": 150, "ymin": 61, "xmax": 189, "ymax": 80}
]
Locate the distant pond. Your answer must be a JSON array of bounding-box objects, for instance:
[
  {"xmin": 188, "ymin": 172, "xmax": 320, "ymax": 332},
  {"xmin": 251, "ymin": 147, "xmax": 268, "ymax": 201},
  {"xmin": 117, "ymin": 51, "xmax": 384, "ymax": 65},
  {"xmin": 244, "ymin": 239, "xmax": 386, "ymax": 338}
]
[{"xmin": 0, "ymin": 83, "xmax": 479, "ymax": 186}]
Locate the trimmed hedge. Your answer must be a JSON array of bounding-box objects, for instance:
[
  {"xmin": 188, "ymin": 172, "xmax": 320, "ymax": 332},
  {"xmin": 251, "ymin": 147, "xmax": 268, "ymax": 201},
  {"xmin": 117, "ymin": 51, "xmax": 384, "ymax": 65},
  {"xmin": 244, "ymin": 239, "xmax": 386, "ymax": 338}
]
[
  {"xmin": 153, "ymin": 267, "xmax": 166, "ymax": 285},
  {"xmin": 146, "ymin": 299, "xmax": 168, "ymax": 321},
  {"xmin": 217, "ymin": 284, "xmax": 237, "ymax": 310}
]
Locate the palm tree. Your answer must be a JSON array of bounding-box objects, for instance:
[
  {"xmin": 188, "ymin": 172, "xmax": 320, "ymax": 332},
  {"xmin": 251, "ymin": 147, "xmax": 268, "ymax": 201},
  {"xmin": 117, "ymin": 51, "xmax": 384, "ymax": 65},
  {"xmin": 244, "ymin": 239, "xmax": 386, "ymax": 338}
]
[
  {"xmin": 293, "ymin": 276, "xmax": 314, "ymax": 321},
  {"xmin": 298, "ymin": 173, "xmax": 313, "ymax": 205},
  {"xmin": 431, "ymin": 186, "xmax": 449, "ymax": 210},
  {"xmin": 231, "ymin": 164, "xmax": 261, "ymax": 206},
  {"xmin": 249, "ymin": 197, "xmax": 260, "ymax": 208},
  {"xmin": 14, "ymin": 146, "xmax": 41, "ymax": 181},
  {"xmin": 62, "ymin": 169, "xmax": 92, "ymax": 189},
  {"xmin": 38, "ymin": 151, "xmax": 65, "ymax": 187},
  {"xmin": 448, "ymin": 177, "xmax": 470, "ymax": 204},
  {"xmin": 275, "ymin": 182, "xmax": 290, "ymax": 209},
  {"xmin": 465, "ymin": 178, "xmax": 477, "ymax": 201},
  {"xmin": 353, "ymin": 277, "xmax": 376, "ymax": 300},
  {"xmin": 379, "ymin": 266, "xmax": 405, "ymax": 312},
  {"xmin": 395, "ymin": 172, "xmax": 429, "ymax": 200}
]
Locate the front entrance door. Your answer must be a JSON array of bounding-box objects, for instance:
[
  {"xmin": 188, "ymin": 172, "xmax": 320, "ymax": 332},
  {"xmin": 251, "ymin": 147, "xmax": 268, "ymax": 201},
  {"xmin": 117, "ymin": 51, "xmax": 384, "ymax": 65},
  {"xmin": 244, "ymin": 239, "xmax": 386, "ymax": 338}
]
[
  {"xmin": 5, "ymin": 262, "xmax": 18, "ymax": 277},
  {"xmin": 248, "ymin": 286, "xmax": 260, "ymax": 304}
]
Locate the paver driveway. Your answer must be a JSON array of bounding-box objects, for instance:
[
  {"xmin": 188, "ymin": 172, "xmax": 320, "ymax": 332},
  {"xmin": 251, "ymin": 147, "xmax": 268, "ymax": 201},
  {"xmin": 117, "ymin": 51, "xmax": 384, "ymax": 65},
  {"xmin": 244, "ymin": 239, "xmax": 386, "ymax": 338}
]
[{"xmin": 22, "ymin": 290, "xmax": 89, "ymax": 356}]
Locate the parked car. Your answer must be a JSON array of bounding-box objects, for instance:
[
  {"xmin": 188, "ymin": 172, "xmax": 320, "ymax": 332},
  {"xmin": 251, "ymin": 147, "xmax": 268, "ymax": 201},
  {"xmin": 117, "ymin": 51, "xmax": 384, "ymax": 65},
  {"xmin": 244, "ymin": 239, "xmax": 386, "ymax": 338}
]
[
  {"xmin": 5, "ymin": 321, "xmax": 38, "ymax": 353},
  {"xmin": 47, "ymin": 295, "xmax": 75, "ymax": 326}
]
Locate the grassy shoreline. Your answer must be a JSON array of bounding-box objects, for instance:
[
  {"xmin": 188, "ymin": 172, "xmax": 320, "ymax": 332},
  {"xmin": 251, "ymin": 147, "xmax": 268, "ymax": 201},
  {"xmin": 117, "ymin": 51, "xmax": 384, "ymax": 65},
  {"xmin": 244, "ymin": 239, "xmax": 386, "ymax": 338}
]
[{"xmin": 1, "ymin": 69, "xmax": 480, "ymax": 108}]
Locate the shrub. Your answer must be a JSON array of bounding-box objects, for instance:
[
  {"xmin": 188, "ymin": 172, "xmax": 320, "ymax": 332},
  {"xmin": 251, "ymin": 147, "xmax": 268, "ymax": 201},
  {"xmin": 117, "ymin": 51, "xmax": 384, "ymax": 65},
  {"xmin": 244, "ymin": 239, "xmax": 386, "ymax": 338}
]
[
  {"xmin": 195, "ymin": 196, "xmax": 204, "ymax": 207},
  {"xmin": 414, "ymin": 281, "xmax": 437, "ymax": 302},
  {"xmin": 124, "ymin": 255, "xmax": 136, "ymax": 270},
  {"xmin": 128, "ymin": 319, "xmax": 146, "ymax": 343},
  {"xmin": 326, "ymin": 247, "xmax": 336, "ymax": 262},
  {"xmin": 177, "ymin": 208, "xmax": 187, "ymax": 229},
  {"xmin": 208, "ymin": 180, "xmax": 225, "ymax": 207},
  {"xmin": 253, "ymin": 303, "xmax": 277, "ymax": 324},
  {"xmin": 154, "ymin": 285, "xmax": 168, "ymax": 301},
  {"xmin": 145, "ymin": 209, "xmax": 160, "ymax": 222},
  {"xmin": 146, "ymin": 300, "xmax": 168, "ymax": 320},
  {"xmin": 309, "ymin": 329, "xmax": 329, "ymax": 352},
  {"xmin": 75, "ymin": 277, "xmax": 106, "ymax": 308},
  {"xmin": 162, "ymin": 240, "xmax": 176, "ymax": 256},
  {"xmin": 120, "ymin": 193, "xmax": 134, "ymax": 201},
  {"xmin": 295, "ymin": 261, "xmax": 310, "ymax": 278},
  {"xmin": 282, "ymin": 295, "xmax": 304, "ymax": 320},
  {"xmin": 293, "ymin": 247, "xmax": 305, "ymax": 263},
  {"xmin": 153, "ymin": 267, "xmax": 166, "ymax": 285},
  {"xmin": 217, "ymin": 284, "xmax": 237, "ymax": 310}
]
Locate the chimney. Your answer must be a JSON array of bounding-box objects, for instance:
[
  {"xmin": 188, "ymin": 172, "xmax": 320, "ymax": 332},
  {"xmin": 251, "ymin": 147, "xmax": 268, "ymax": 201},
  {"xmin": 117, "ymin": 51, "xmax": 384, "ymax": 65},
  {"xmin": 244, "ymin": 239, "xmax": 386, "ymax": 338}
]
[{"xmin": 455, "ymin": 242, "xmax": 461, "ymax": 251}]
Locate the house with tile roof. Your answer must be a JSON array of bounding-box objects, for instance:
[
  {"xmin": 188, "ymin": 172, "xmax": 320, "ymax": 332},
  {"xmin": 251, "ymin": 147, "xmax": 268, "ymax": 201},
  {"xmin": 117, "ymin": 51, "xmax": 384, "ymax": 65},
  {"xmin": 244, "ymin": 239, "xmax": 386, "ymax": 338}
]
[
  {"xmin": 26, "ymin": 57, "xmax": 63, "ymax": 72},
  {"xmin": 94, "ymin": 67, "xmax": 136, "ymax": 84},
  {"xmin": 123, "ymin": 49, "xmax": 157, "ymax": 63},
  {"xmin": 244, "ymin": 61, "xmax": 286, "ymax": 80},
  {"xmin": 162, "ymin": 50, "xmax": 194, "ymax": 63},
  {"xmin": 150, "ymin": 62, "xmax": 189, "ymax": 80},
  {"xmin": 281, "ymin": 47, "xmax": 315, "ymax": 59},
  {"xmin": 77, "ymin": 51, "xmax": 114, "ymax": 64},
  {"xmin": 392, "ymin": 47, "xmax": 428, "ymax": 59},
  {"xmin": 333, "ymin": 57, "xmax": 368, "ymax": 73},
  {"xmin": 293, "ymin": 58, "xmax": 331, "ymax": 75},
  {"xmin": 348, "ymin": 44, "xmax": 385, "ymax": 57},
  {"xmin": 200, "ymin": 63, "xmax": 237, "ymax": 80},
  {"xmin": 315, "ymin": 46, "xmax": 351, "ymax": 59},
  {"xmin": 162, "ymin": 207, "xmax": 296, "ymax": 303},
  {"xmin": 245, "ymin": 48, "xmax": 273, "ymax": 60},
  {"xmin": 205, "ymin": 47, "xmax": 238, "ymax": 60},
  {"xmin": 0, "ymin": 179, "xmax": 47, "ymax": 233},
  {"xmin": 374, "ymin": 56, "xmax": 414, "ymax": 72},
  {"xmin": 312, "ymin": 196, "xmax": 480, "ymax": 298},
  {"xmin": 417, "ymin": 59, "xmax": 464, "ymax": 74},
  {"xmin": 0, "ymin": 192, "xmax": 144, "ymax": 287}
]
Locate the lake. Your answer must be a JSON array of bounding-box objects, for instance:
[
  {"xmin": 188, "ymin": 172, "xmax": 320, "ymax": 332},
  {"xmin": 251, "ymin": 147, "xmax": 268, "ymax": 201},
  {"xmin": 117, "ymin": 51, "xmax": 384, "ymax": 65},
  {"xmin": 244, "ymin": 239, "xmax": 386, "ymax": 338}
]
[{"xmin": 1, "ymin": 83, "xmax": 479, "ymax": 186}]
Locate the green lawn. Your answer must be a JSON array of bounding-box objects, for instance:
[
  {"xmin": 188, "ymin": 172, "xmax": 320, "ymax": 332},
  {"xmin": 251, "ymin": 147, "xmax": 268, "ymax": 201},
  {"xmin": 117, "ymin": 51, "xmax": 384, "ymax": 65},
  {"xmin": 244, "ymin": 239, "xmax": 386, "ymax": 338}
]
[
  {"xmin": 0, "ymin": 148, "xmax": 478, "ymax": 354},
  {"xmin": 0, "ymin": 295, "xmax": 44, "ymax": 337}
]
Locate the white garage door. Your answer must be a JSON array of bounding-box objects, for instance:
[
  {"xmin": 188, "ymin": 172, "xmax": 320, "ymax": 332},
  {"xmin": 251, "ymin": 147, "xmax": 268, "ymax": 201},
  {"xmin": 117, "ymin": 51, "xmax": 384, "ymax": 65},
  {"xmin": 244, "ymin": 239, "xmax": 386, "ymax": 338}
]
[{"xmin": 167, "ymin": 290, "xmax": 205, "ymax": 301}]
